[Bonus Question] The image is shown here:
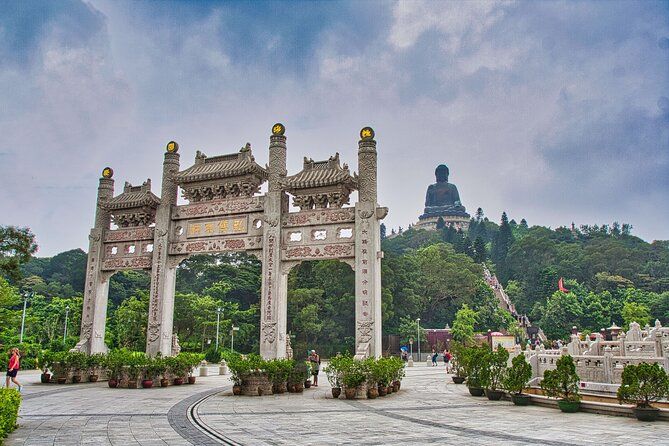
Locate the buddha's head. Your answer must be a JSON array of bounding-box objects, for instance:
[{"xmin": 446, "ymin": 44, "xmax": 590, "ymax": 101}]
[{"xmin": 435, "ymin": 164, "xmax": 449, "ymax": 183}]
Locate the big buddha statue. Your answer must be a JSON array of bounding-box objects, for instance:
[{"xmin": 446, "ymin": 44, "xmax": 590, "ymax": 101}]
[{"xmin": 417, "ymin": 164, "xmax": 470, "ymax": 231}]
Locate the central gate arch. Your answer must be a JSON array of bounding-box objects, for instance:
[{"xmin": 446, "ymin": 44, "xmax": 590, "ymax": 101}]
[{"xmin": 76, "ymin": 125, "xmax": 387, "ymax": 359}]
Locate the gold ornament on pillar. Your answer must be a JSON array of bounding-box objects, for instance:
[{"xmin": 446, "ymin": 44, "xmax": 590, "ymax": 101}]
[
  {"xmin": 272, "ymin": 123, "xmax": 285, "ymax": 136},
  {"xmin": 101, "ymin": 167, "xmax": 114, "ymax": 178},
  {"xmin": 360, "ymin": 126, "xmax": 374, "ymax": 140},
  {"xmin": 166, "ymin": 141, "xmax": 179, "ymax": 153}
]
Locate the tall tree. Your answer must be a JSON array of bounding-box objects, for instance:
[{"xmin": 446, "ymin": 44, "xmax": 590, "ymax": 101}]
[
  {"xmin": 473, "ymin": 236, "xmax": 486, "ymax": 263},
  {"xmin": 0, "ymin": 226, "xmax": 38, "ymax": 281},
  {"xmin": 491, "ymin": 212, "xmax": 513, "ymax": 282}
]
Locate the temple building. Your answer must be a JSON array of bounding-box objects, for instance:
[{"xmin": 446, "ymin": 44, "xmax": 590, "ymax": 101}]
[{"xmin": 416, "ymin": 164, "xmax": 470, "ymax": 231}]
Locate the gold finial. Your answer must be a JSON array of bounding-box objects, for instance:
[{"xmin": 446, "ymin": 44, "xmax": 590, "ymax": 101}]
[
  {"xmin": 272, "ymin": 123, "xmax": 285, "ymax": 136},
  {"xmin": 102, "ymin": 167, "xmax": 114, "ymax": 178},
  {"xmin": 360, "ymin": 126, "xmax": 374, "ymax": 140},
  {"xmin": 166, "ymin": 141, "xmax": 179, "ymax": 153}
]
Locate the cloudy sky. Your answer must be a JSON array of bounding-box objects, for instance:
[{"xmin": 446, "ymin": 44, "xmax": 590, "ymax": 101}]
[{"xmin": 1, "ymin": 0, "xmax": 668, "ymax": 256}]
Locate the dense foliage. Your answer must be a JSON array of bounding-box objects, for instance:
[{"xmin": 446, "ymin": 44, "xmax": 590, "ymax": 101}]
[
  {"xmin": 617, "ymin": 362, "xmax": 669, "ymax": 408},
  {"xmin": 540, "ymin": 355, "xmax": 581, "ymax": 402},
  {"xmin": 0, "ymin": 388, "xmax": 21, "ymax": 442}
]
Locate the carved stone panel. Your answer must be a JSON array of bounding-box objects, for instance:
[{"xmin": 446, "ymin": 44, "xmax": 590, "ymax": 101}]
[
  {"xmin": 104, "ymin": 227, "xmax": 154, "ymax": 243},
  {"xmin": 172, "ymin": 196, "xmax": 264, "ymax": 220},
  {"xmin": 282, "ymin": 207, "xmax": 355, "ymax": 228},
  {"xmin": 101, "ymin": 255, "xmax": 153, "ymax": 271},
  {"xmin": 169, "ymin": 236, "xmax": 264, "ymax": 255},
  {"xmin": 282, "ymin": 243, "xmax": 354, "ymax": 261}
]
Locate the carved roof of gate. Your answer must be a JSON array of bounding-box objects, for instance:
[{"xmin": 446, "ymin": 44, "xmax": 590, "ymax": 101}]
[
  {"xmin": 175, "ymin": 143, "xmax": 268, "ymax": 184},
  {"xmin": 104, "ymin": 180, "xmax": 160, "ymax": 210},
  {"xmin": 284, "ymin": 153, "xmax": 357, "ymax": 190}
]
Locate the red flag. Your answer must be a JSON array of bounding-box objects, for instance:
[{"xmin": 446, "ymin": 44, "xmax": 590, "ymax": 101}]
[{"xmin": 558, "ymin": 277, "xmax": 569, "ymax": 293}]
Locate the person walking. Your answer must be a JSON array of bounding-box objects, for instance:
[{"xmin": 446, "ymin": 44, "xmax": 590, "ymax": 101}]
[
  {"xmin": 431, "ymin": 349, "xmax": 438, "ymax": 366},
  {"xmin": 6, "ymin": 348, "xmax": 22, "ymax": 392},
  {"xmin": 308, "ymin": 350, "xmax": 320, "ymax": 386},
  {"xmin": 443, "ymin": 349, "xmax": 452, "ymax": 373}
]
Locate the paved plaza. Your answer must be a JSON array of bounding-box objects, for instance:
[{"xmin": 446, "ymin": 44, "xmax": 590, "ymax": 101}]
[{"xmin": 7, "ymin": 365, "xmax": 665, "ymax": 446}]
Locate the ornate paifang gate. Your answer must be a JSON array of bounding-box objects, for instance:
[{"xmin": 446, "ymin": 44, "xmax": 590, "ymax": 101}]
[{"xmin": 76, "ymin": 125, "xmax": 387, "ymax": 359}]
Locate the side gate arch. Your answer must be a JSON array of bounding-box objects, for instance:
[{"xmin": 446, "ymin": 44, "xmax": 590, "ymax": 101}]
[{"xmin": 76, "ymin": 125, "xmax": 387, "ymax": 359}]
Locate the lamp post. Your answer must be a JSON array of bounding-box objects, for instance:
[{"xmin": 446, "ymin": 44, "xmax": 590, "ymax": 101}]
[
  {"xmin": 63, "ymin": 305, "xmax": 70, "ymax": 344},
  {"xmin": 215, "ymin": 307, "xmax": 222, "ymax": 350},
  {"xmin": 20, "ymin": 292, "xmax": 32, "ymax": 344},
  {"xmin": 231, "ymin": 326, "xmax": 239, "ymax": 352},
  {"xmin": 416, "ymin": 318, "xmax": 421, "ymax": 363}
]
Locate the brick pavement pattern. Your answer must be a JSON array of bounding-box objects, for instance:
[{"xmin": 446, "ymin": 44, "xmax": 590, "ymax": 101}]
[{"xmin": 7, "ymin": 365, "xmax": 665, "ymax": 445}]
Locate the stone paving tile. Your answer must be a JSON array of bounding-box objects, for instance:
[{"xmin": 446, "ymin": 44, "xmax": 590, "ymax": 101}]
[{"xmin": 7, "ymin": 365, "xmax": 669, "ymax": 445}]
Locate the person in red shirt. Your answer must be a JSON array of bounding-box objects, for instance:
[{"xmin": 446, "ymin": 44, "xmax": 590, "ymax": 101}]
[{"xmin": 5, "ymin": 348, "xmax": 22, "ymax": 392}]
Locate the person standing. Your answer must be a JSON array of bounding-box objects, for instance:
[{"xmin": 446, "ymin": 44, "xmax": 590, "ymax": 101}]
[
  {"xmin": 431, "ymin": 349, "xmax": 438, "ymax": 366},
  {"xmin": 443, "ymin": 349, "xmax": 452, "ymax": 373},
  {"xmin": 6, "ymin": 348, "xmax": 22, "ymax": 392},
  {"xmin": 308, "ymin": 350, "xmax": 320, "ymax": 386}
]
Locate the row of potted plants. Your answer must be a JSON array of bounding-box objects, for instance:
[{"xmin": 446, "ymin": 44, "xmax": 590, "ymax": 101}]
[
  {"xmin": 226, "ymin": 353, "xmax": 312, "ymax": 395},
  {"xmin": 325, "ymin": 355, "xmax": 405, "ymax": 399},
  {"xmin": 452, "ymin": 343, "xmax": 669, "ymax": 421},
  {"xmin": 39, "ymin": 350, "xmax": 203, "ymax": 388}
]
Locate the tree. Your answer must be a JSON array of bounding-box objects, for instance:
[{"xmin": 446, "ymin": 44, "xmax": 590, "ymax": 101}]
[
  {"xmin": 380, "ymin": 223, "xmax": 387, "ymax": 240},
  {"xmin": 491, "ymin": 212, "xmax": 513, "ymax": 282},
  {"xmin": 540, "ymin": 291, "xmax": 583, "ymax": 340},
  {"xmin": 621, "ymin": 301, "xmax": 651, "ymax": 329},
  {"xmin": 0, "ymin": 225, "xmax": 38, "ymax": 281},
  {"xmin": 451, "ymin": 304, "xmax": 477, "ymax": 345},
  {"xmin": 473, "ymin": 236, "xmax": 486, "ymax": 263}
]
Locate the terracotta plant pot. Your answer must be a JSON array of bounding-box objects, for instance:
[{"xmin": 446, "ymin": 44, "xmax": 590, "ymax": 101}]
[
  {"xmin": 40, "ymin": 373, "xmax": 51, "ymax": 384},
  {"xmin": 160, "ymin": 379, "xmax": 169, "ymax": 387},
  {"xmin": 295, "ymin": 382, "xmax": 304, "ymax": 393},
  {"xmin": 258, "ymin": 387, "xmax": 264, "ymax": 396},
  {"xmin": 72, "ymin": 375, "xmax": 82, "ymax": 384},
  {"xmin": 378, "ymin": 385, "xmax": 387, "ymax": 396},
  {"xmin": 485, "ymin": 389, "xmax": 504, "ymax": 401},
  {"xmin": 511, "ymin": 394, "xmax": 531, "ymax": 406},
  {"xmin": 89, "ymin": 375, "xmax": 99, "ymax": 383},
  {"xmin": 557, "ymin": 400, "xmax": 580, "ymax": 413},
  {"xmin": 393, "ymin": 380, "xmax": 401, "ymax": 391},
  {"xmin": 344, "ymin": 388, "xmax": 356, "ymax": 400},
  {"xmin": 331, "ymin": 387, "xmax": 342, "ymax": 399},
  {"xmin": 468, "ymin": 387, "xmax": 485, "ymax": 397},
  {"xmin": 57, "ymin": 377, "xmax": 67, "ymax": 384},
  {"xmin": 127, "ymin": 380, "xmax": 138, "ymax": 389},
  {"xmin": 367, "ymin": 387, "xmax": 379, "ymax": 399},
  {"xmin": 273, "ymin": 383, "xmax": 287, "ymax": 394},
  {"xmin": 452, "ymin": 376, "xmax": 466, "ymax": 384},
  {"xmin": 108, "ymin": 379, "xmax": 118, "ymax": 388},
  {"xmin": 386, "ymin": 386, "xmax": 393, "ymax": 394},
  {"xmin": 141, "ymin": 380, "xmax": 153, "ymax": 389},
  {"xmin": 633, "ymin": 406, "xmax": 660, "ymax": 422},
  {"xmin": 304, "ymin": 380, "xmax": 312, "ymax": 389},
  {"xmin": 188, "ymin": 376, "xmax": 196, "ymax": 385},
  {"xmin": 173, "ymin": 378, "xmax": 184, "ymax": 386},
  {"xmin": 233, "ymin": 385, "xmax": 242, "ymax": 395}
]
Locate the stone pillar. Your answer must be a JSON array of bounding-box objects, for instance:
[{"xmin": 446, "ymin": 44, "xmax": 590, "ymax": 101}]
[
  {"xmin": 260, "ymin": 124, "xmax": 287, "ymax": 359},
  {"xmin": 603, "ymin": 346, "xmax": 613, "ymax": 383},
  {"xmin": 355, "ymin": 127, "xmax": 382, "ymax": 358},
  {"xmin": 76, "ymin": 168, "xmax": 114, "ymax": 354},
  {"xmin": 147, "ymin": 143, "xmax": 180, "ymax": 357}
]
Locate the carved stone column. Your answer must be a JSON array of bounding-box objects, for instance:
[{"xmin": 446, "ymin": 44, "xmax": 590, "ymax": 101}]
[
  {"xmin": 76, "ymin": 169, "xmax": 114, "ymax": 354},
  {"xmin": 355, "ymin": 127, "xmax": 382, "ymax": 358},
  {"xmin": 260, "ymin": 125, "xmax": 287, "ymax": 359},
  {"xmin": 147, "ymin": 144, "xmax": 180, "ymax": 356}
]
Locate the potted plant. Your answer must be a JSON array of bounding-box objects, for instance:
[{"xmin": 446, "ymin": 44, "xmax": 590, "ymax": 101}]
[
  {"xmin": 88, "ymin": 353, "xmax": 105, "ymax": 382},
  {"xmin": 38, "ymin": 350, "xmax": 53, "ymax": 383},
  {"xmin": 184, "ymin": 353, "xmax": 203, "ymax": 384},
  {"xmin": 105, "ymin": 352, "xmax": 122, "ymax": 388},
  {"xmin": 617, "ymin": 362, "xmax": 669, "ymax": 421},
  {"xmin": 483, "ymin": 345, "xmax": 508, "ymax": 401},
  {"xmin": 465, "ymin": 346, "xmax": 488, "ymax": 396},
  {"xmin": 365, "ymin": 358, "xmax": 380, "ymax": 399},
  {"xmin": 68, "ymin": 351, "xmax": 88, "ymax": 383},
  {"xmin": 341, "ymin": 360, "xmax": 366, "ymax": 399},
  {"xmin": 270, "ymin": 359, "xmax": 292, "ymax": 394},
  {"xmin": 304, "ymin": 361, "xmax": 312, "ymax": 388},
  {"xmin": 450, "ymin": 343, "xmax": 468, "ymax": 384},
  {"xmin": 226, "ymin": 354, "xmax": 247, "ymax": 395},
  {"xmin": 325, "ymin": 355, "xmax": 344, "ymax": 398},
  {"xmin": 540, "ymin": 355, "xmax": 581, "ymax": 412},
  {"xmin": 288, "ymin": 361, "xmax": 308, "ymax": 393},
  {"xmin": 165, "ymin": 356, "xmax": 186, "ymax": 386},
  {"xmin": 142, "ymin": 358, "xmax": 162, "ymax": 388},
  {"xmin": 390, "ymin": 357, "xmax": 405, "ymax": 391},
  {"xmin": 503, "ymin": 354, "xmax": 533, "ymax": 406}
]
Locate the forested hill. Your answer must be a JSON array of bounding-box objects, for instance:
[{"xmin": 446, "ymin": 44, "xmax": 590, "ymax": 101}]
[{"xmin": 4, "ymin": 212, "xmax": 668, "ymax": 358}]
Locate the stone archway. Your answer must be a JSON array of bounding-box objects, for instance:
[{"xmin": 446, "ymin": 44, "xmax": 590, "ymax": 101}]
[{"xmin": 76, "ymin": 125, "xmax": 387, "ymax": 359}]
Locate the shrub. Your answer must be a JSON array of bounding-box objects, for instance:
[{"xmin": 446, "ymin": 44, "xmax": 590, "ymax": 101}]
[
  {"xmin": 325, "ymin": 354, "xmax": 346, "ymax": 388},
  {"xmin": 540, "ymin": 355, "xmax": 581, "ymax": 402},
  {"xmin": 0, "ymin": 389, "xmax": 21, "ymax": 441},
  {"xmin": 204, "ymin": 347, "xmax": 222, "ymax": 364},
  {"xmin": 340, "ymin": 359, "xmax": 367, "ymax": 389},
  {"xmin": 617, "ymin": 362, "xmax": 669, "ymax": 408},
  {"xmin": 288, "ymin": 361, "xmax": 309, "ymax": 385},
  {"xmin": 503, "ymin": 354, "xmax": 532, "ymax": 395},
  {"xmin": 450, "ymin": 342, "xmax": 468, "ymax": 378},
  {"xmin": 482, "ymin": 346, "xmax": 509, "ymax": 391},
  {"xmin": 464, "ymin": 346, "xmax": 489, "ymax": 388}
]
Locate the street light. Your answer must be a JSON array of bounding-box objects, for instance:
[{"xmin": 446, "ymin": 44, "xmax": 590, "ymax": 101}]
[
  {"xmin": 416, "ymin": 318, "xmax": 421, "ymax": 363},
  {"xmin": 20, "ymin": 292, "xmax": 32, "ymax": 344},
  {"xmin": 231, "ymin": 326, "xmax": 239, "ymax": 352},
  {"xmin": 63, "ymin": 305, "xmax": 70, "ymax": 344},
  {"xmin": 215, "ymin": 307, "xmax": 222, "ymax": 350}
]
